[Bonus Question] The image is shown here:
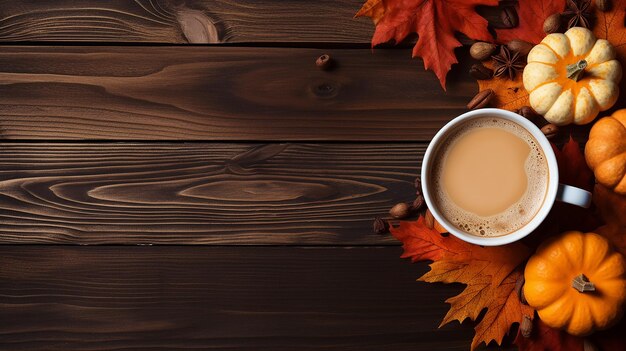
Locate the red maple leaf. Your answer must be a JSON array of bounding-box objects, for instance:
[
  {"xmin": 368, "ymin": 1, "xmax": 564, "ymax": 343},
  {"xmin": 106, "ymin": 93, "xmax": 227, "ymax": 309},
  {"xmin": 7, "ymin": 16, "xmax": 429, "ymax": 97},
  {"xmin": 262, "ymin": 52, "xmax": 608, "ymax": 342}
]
[
  {"xmin": 356, "ymin": 0, "xmax": 498, "ymax": 90},
  {"xmin": 514, "ymin": 318, "xmax": 583, "ymax": 351},
  {"xmin": 594, "ymin": 0, "xmax": 626, "ymax": 95},
  {"xmin": 552, "ymin": 137, "xmax": 594, "ymax": 192},
  {"xmin": 495, "ymin": 0, "xmax": 567, "ymax": 44},
  {"xmin": 591, "ymin": 318, "xmax": 626, "ymax": 351},
  {"xmin": 524, "ymin": 138, "xmax": 599, "ymax": 247}
]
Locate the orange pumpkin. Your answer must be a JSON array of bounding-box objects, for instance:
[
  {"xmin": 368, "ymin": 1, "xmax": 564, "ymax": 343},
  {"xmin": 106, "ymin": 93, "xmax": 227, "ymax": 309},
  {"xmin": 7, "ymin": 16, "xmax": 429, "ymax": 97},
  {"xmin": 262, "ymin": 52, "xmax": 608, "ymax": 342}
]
[
  {"xmin": 524, "ymin": 231, "xmax": 626, "ymax": 336},
  {"xmin": 585, "ymin": 109, "xmax": 626, "ymax": 195}
]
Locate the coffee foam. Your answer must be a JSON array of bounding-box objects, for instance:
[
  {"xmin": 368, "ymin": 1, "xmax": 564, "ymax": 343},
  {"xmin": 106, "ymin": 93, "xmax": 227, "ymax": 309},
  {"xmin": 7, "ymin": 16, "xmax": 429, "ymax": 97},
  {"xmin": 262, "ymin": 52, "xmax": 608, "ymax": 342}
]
[{"xmin": 431, "ymin": 117, "xmax": 549, "ymax": 237}]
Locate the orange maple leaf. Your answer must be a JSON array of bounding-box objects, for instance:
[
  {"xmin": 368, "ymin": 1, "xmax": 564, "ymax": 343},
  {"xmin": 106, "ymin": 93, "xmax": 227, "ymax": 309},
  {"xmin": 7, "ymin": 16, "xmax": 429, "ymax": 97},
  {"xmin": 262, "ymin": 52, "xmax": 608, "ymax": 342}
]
[
  {"xmin": 477, "ymin": 59, "xmax": 529, "ymax": 111},
  {"xmin": 391, "ymin": 217, "xmax": 534, "ymax": 350},
  {"xmin": 356, "ymin": 0, "xmax": 498, "ymax": 90},
  {"xmin": 594, "ymin": 0, "xmax": 626, "ymax": 97},
  {"xmin": 495, "ymin": 0, "xmax": 566, "ymax": 44}
]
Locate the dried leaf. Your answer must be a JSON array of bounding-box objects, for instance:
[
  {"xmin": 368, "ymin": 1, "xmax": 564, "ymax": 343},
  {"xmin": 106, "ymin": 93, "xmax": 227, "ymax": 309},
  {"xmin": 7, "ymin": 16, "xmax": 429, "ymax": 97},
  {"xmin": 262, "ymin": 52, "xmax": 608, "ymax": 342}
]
[
  {"xmin": 526, "ymin": 139, "xmax": 600, "ymax": 247},
  {"xmin": 596, "ymin": 223, "xmax": 626, "ymax": 256},
  {"xmin": 589, "ymin": 2, "xmax": 626, "ymax": 263},
  {"xmin": 593, "ymin": 0, "xmax": 626, "ymax": 95},
  {"xmin": 594, "ymin": 184, "xmax": 626, "ymax": 229},
  {"xmin": 391, "ymin": 217, "xmax": 533, "ymax": 350},
  {"xmin": 477, "ymin": 59, "xmax": 529, "ymax": 111},
  {"xmin": 481, "ymin": 0, "xmax": 567, "ymax": 110},
  {"xmin": 591, "ymin": 318, "xmax": 626, "ymax": 351},
  {"xmin": 496, "ymin": 0, "xmax": 567, "ymax": 44},
  {"xmin": 354, "ymin": 0, "xmax": 385, "ymax": 24},
  {"xmin": 484, "ymin": 2, "xmax": 625, "ymax": 110},
  {"xmin": 552, "ymin": 137, "xmax": 594, "ymax": 191},
  {"xmin": 594, "ymin": 184, "xmax": 626, "ymax": 256},
  {"xmin": 514, "ymin": 318, "xmax": 583, "ymax": 351},
  {"xmin": 356, "ymin": 0, "xmax": 498, "ymax": 90}
]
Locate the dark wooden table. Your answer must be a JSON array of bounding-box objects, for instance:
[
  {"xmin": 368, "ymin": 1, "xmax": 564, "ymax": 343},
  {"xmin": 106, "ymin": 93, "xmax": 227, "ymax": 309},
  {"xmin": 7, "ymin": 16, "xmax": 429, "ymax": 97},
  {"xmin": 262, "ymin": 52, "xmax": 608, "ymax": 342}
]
[{"xmin": 0, "ymin": 1, "xmax": 513, "ymax": 350}]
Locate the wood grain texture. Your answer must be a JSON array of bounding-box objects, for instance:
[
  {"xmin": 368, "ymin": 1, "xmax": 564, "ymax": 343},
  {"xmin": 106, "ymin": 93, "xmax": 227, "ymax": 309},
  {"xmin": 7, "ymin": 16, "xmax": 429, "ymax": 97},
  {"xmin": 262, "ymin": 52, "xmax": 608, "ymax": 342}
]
[
  {"xmin": 0, "ymin": 143, "xmax": 423, "ymax": 244},
  {"xmin": 0, "ymin": 245, "xmax": 508, "ymax": 351},
  {"xmin": 0, "ymin": 0, "xmax": 370, "ymax": 43},
  {"xmin": 0, "ymin": 46, "xmax": 476, "ymax": 141},
  {"xmin": 0, "ymin": 0, "xmax": 503, "ymax": 44}
]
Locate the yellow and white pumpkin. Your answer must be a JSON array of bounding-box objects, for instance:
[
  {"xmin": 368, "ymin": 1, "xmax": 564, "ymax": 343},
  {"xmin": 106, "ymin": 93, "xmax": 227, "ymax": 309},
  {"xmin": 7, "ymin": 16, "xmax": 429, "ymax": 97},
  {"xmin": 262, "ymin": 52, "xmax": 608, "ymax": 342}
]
[{"xmin": 523, "ymin": 27, "xmax": 622, "ymax": 126}]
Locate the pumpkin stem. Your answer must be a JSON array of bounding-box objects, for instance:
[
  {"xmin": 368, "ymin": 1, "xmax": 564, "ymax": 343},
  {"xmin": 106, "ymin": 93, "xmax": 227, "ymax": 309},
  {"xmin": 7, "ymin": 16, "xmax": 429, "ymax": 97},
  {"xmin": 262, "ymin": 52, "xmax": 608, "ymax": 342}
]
[
  {"xmin": 572, "ymin": 274, "xmax": 595, "ymax": 293},
  {"xmin": 566, "ymin": 60, "xmax": 588, "ymax": 82}
]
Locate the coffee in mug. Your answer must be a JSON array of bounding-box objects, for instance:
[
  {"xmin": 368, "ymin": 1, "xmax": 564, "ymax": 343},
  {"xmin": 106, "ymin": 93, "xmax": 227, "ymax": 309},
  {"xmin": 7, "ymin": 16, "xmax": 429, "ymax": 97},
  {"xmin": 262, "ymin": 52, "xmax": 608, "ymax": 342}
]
[
  {"xmin": 422, "ymin": 108, "xmax": 592, "ymax": 246},
  {"xmin": 430, "ymin": 117, "xmax": 549, "ymax": 237}
]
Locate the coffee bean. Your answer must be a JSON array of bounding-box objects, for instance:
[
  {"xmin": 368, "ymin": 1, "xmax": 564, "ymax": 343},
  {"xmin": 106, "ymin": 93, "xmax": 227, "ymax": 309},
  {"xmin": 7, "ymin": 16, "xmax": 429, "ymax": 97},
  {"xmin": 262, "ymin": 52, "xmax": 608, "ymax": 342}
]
[
  {"xmin": 412, "ymin": 195, "xmax": 425, "ymax": 212},
  {"xmin": 541, "ymin": 123, "xmax": 559, "ymax": 139},
  {"xmin": 389, "ymin": 203, "xmax": 411, "ymax": 219},
  {"xmin": 501, "ymin": 7, "xmax": 519, "ymax": 28}
]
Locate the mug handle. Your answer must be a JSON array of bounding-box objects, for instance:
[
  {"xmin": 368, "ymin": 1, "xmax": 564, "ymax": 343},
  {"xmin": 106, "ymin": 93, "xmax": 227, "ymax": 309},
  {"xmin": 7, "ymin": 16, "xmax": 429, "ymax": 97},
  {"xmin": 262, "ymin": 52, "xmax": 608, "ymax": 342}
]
[{"xmin": 557, "ymin": 184, "xmax": 592, "ymax": 208}]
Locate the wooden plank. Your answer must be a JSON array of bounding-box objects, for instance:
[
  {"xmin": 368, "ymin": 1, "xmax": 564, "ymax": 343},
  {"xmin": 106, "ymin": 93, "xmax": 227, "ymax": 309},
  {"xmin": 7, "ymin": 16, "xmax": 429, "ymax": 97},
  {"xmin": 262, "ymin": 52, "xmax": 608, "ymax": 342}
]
[
  {"xmin": 0, "ymin": 46, "xmax": 476, "ymax": 141},
  {"xmin": 0, "ymin": 246, "xmax": 483, "ymax": 351},
  {"xmin": 0, "ymin": 0, "xmax": 503, "ymax": 44},
  {"xmin": 0, "ymin": 0, "xmax": 372, "ymax": 43},
  {"xmin": 0, "ymin": 143, "xmax": 423, "ymax": 244}
]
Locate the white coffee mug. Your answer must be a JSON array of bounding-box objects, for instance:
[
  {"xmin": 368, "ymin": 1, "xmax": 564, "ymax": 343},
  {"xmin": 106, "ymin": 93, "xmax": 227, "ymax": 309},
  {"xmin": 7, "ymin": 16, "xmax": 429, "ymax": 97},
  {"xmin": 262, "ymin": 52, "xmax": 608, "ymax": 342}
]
[{"xmin": 421, "ymin": 108, "xmax": 592, "ymax": 246}]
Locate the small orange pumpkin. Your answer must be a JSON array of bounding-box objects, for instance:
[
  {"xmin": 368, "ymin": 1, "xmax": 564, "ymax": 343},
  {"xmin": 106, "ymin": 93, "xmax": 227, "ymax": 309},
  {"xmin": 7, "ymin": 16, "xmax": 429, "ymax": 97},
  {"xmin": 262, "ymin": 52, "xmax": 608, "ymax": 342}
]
[
  {"xmin": 524, "ymin": 231, "xmax": 626, "ymax": 336},
  {"xmin": 585, "ymin": 109, "xmax": 626, "ymax": 195}
]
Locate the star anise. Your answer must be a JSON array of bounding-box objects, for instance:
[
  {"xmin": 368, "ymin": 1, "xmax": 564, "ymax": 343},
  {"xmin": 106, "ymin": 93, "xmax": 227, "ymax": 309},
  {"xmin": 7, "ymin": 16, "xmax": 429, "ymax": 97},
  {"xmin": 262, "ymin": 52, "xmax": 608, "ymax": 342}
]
[
  {"xmin": 492, "ymin": 46, "xmax": 525, "ymax": 80},
  {"xmin": 563, "ymin": 0, "xmax": 594, "ymax": 29}
]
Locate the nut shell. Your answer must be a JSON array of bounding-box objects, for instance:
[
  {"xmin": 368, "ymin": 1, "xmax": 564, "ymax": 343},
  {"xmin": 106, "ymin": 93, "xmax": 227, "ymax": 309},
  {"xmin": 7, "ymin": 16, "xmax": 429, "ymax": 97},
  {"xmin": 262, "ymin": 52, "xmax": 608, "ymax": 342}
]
[
  {"xmin": 389, "ymin": 203, "xmax": 411, "ymax": 219},
  {"xmin": 470, "ymin": 42, "xmax": 496, "ymax": 61},
  {"xmin": 543, "ymin": 13, "xmax": 561, "ymax": 34},
  {"xmin": 507, "ymin": 40, "xmax": 533, "ymax": 56}
]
